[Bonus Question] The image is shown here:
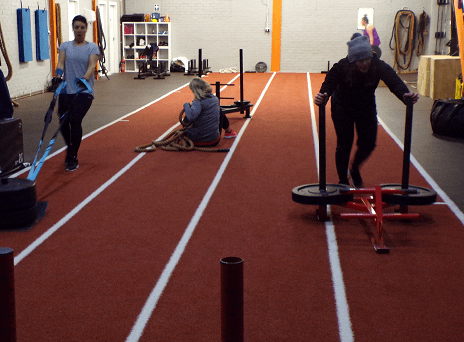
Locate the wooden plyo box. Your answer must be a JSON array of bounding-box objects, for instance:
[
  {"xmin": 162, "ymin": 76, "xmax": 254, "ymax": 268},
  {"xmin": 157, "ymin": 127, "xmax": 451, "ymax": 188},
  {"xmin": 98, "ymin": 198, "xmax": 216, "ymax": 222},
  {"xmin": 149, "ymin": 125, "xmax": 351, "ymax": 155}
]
[{"xmin": 417, "ymin": 55, "xmax": 462, "ymax": 100}]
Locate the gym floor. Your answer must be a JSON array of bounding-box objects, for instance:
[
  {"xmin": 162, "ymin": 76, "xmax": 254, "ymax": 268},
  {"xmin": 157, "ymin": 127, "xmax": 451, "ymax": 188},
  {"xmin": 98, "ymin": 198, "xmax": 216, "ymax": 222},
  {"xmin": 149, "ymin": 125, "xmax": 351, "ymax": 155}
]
[
  {"xmin": 11, "ymin": 71, "xmax": 464, "ymax": 214},
  {"xmin": 3, "ymin": 71, "xmax": 464, "ymax": 341}
]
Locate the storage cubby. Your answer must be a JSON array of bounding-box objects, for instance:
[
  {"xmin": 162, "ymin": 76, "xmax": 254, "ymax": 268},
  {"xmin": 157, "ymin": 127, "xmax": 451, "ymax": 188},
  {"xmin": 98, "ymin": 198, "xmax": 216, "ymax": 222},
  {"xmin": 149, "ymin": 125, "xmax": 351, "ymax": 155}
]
[{"xmin": 122, "ymin": 22, "xmax": 171, "ymax": 72}]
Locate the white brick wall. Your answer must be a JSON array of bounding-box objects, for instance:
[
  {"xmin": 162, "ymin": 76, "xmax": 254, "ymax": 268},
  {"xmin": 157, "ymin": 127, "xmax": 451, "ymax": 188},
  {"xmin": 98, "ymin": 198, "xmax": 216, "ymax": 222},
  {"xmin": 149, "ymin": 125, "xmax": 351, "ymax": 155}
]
[
  {"xmin": 125, "ymin": 0, "xmax": 451, "ymax": 73},
  {"xmin": 280, "ymin": 0, "xmax": 450, "ymax": 72},
  {"xmin": 1, "ymin": 0, "xmax": 453, "ymax": 97},
  {"xmin": 126, "ymin": 0, "xmax": 274, "ymax": 73}
]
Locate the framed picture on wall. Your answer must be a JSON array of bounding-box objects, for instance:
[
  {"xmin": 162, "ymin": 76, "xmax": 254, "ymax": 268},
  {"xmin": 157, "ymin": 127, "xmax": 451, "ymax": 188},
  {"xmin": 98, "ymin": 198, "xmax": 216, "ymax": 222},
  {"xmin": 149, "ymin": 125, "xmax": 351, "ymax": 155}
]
[{"xmin": 357, "ymin": 8, "xmax": 374, "ymax": 30}]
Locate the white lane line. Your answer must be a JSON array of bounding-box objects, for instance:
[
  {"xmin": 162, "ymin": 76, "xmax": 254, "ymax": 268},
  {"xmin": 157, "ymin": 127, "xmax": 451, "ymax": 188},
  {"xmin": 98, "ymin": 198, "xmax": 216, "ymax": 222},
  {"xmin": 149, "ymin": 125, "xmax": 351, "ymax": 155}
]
[
  {"xmin": 13, "ymin": 122, "xmax": 180, "ymax": 266},
  {"xmin": 125, "ymin": 72, "xmax": 277, "ymax": 342},
  {"xmin": 377, "ymin": 117, "xmax": 464, "ymax": 225},
  {"xmin": 11, "ymin": 82, "xmax": 192, "ymax": 178},
  {"xmin": 307, "ymin": 73, "xmax": 354, "ymax": 342},
  {"xmin": 13, "ymin": 75, "xmax": 242, "ymax": 265}
]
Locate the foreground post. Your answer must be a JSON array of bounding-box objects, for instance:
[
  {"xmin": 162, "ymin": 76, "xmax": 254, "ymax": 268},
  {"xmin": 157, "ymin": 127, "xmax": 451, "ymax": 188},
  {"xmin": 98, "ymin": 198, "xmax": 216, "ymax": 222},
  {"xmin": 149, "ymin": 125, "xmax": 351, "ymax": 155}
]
[
  {"xmin": 0, "ymin": 247, "xmax": 16, "ymax": 342},
  {"xmin": 221, "ymin": 257, "xmax": 244, "ymax": 342}
]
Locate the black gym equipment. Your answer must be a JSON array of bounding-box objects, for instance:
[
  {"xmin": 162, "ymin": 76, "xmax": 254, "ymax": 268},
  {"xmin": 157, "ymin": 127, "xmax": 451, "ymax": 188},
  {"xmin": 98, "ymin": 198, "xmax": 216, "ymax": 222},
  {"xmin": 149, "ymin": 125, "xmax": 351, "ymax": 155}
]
[
  {"xmin": 292, "ymin": 100, "xmax": 353, "ymax": 219},
  {"xmin": 255, "ymin": 62, "xmax": 267, "ymax": 73},
  {"xmin": 380, "ymin": 100, "xmax": 437, "ymax": 208},
  {"xmin": 184, "ymin": 49, "xmax": 211, "ymax": 77},
  {"xmin": 0, "ymin": 178, "xmax": 47, "ymax": 230},
  {"xmin": 0, "ymin": 117, "xmax": 24, "ymax": 177},
  {"xmin": 218, "ymin": 49, "xmax": 254, "ymax": 119},
  {"xmin": 292, "ymin": 98, "xmax": 437, "ymax": 253},
  {"xmin": 0, "ymin": 78, "xmax": 91, "ymax": 230},
  {"xmin": 134, "ymin": 44, "xmax": 169, "ymax": 80}
]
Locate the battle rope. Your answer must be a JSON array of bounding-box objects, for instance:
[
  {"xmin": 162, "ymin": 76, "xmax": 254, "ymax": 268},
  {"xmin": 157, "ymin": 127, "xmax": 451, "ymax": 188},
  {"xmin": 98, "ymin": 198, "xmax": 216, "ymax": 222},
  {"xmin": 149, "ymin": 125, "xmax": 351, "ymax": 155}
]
[
  {"xmin": 135, "ymin": 109, "xmax": 230, "ymax": 153},
  {"xmin": 56, "ymin": 4, "xmax": 62, "ymax": 47},
  {"xmin": 389, "ymin": 10, "xmax": 416, "ymax": 71},
  {"xmin": 416, "ymin": 10, "xmax": 430, "ymax": 56},
  {"xmin": 0, "ymin": 21, "xmax": 13, "ymax": 82},
  {"xmin": 96, "ymin": 7, "xmax": 109, "ymax": 80}
]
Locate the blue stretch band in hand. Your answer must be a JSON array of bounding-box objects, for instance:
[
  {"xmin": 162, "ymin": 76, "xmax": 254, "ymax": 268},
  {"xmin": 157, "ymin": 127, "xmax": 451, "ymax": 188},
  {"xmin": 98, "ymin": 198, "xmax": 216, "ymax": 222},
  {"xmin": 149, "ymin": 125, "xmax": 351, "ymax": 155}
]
[{"xmin": 56, "ymin": 68, "xmax": 64, "ymax": 76}]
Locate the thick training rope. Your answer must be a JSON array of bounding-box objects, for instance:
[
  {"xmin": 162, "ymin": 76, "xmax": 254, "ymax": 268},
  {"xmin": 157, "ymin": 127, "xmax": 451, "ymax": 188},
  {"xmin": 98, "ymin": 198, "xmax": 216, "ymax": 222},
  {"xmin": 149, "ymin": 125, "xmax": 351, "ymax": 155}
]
[
  {"xmin": 389, "ymin": 10, "xmax": 416, "ymax": 71},
  {"xmin": 134, "ymin": 109, "xmax": 230, "ymax": 153},
  {"xmin": 0, "ymin": 21, "xmax": 13, "ymax": 81},
  {"xmin": 416, "ymin": 10, "xmax": 430, "ymax": 56}
]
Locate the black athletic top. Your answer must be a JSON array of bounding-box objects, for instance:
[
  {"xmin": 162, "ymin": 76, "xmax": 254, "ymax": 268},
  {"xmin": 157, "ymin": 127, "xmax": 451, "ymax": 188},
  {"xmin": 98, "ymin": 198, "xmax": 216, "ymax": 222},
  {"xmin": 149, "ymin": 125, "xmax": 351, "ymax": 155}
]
[{"xmin": 319, "ymin": 56, "xmax": 410, "ymax": 114}]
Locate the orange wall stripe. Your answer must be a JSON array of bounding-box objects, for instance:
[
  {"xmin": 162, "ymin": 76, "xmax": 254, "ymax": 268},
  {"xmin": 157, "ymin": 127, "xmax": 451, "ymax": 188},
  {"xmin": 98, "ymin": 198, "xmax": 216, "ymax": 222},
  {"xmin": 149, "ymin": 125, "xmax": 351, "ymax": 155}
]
[
  {"xmin": 271, "ymin": 0, "xmax": 282, "ymax": 72},
  {"xmin": 454, "ymin": 1, "xmax": 464, "ymax": 78}
]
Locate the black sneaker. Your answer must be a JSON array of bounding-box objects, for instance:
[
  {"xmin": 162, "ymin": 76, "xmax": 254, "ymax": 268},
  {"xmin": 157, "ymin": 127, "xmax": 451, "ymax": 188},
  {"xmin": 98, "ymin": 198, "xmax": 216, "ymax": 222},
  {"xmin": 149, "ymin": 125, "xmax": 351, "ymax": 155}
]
[
  {"xmin": 338, "ymin": 180, "xmax": 350, "ymax": 187},
  {"xmin": 65, "ymin": 158, "xmax": 79, "ymax": 172},
  {"xmin": 349, "ymin": 168, "xmax": 363, "ymax": 188}
]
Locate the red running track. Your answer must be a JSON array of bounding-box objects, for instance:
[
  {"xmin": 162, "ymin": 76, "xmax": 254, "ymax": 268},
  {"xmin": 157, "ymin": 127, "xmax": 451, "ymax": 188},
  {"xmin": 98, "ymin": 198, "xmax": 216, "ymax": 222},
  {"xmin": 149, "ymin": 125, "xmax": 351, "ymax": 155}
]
[{"xmin": 2, "ymin": 72, "xmax": 464, "ymax": 342}]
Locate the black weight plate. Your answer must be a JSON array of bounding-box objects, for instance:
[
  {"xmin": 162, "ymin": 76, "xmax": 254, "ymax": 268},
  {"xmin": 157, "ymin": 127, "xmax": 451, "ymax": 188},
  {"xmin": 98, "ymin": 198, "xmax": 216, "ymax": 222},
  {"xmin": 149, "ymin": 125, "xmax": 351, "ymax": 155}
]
[
  {"xmin": 292, "ymin": 183, "xmax": 353, "ymax": 205},
  {"xmin": 0, "ymin": 191, "xmax": 37, "ymax": 212},
  {"xmin": 380, "ymin": 184, "xmax": 437, "ymax": 206},
  {"xmin": 0, "ymin": 204, "xmax": 38, "ymax": 229},
  {"xmin": 0, "ymin": 178, "xmax": 37, "ymax": 211},
  {"xmin": 0, "ymin": 178, "xmax": 36, "ymax": 197}
]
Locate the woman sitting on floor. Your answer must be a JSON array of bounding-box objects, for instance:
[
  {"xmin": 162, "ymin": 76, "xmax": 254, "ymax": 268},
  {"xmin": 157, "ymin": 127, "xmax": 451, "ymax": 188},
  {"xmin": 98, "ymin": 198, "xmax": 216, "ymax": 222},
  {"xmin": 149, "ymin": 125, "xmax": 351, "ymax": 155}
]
[{"xmin": 183, "ymin": 78, "xmax": 237, "ymax": 146}]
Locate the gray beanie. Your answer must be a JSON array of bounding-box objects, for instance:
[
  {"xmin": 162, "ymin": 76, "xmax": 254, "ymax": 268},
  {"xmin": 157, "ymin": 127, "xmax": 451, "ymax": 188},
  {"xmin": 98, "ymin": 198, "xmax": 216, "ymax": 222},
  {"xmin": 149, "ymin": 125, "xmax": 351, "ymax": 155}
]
[{"xmin": 347, "ymin": 35, "xmax": 373, "ymax": 63}]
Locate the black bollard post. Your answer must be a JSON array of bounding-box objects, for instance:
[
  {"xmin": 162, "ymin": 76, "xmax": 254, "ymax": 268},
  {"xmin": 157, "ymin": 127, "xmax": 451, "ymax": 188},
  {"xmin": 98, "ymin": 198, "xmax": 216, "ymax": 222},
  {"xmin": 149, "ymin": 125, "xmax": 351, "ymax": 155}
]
[
  {"xmin": 0, "ymin": 247, "xmax": 16, "ymax": 342},
  {"xmin": 221, "ymin": 257, "xmax": 244, "ymax": 342},
  {"xmin": 402, "ymin": 101, "xmax": 413, "ymax": 190},
  {"xmin": 318, "ymin": 103, "xmax": 327, "ymax": 191},
  {"xmin": 198, "ymin": 49, "xmax": 203, "ymax": 78},
  {"xmin": 215, "ymin": 81, "xmax": 221, "ymax": 106},
  {"xmin": 239, "ymin": 49, "xmax": 244, "ymax": 105}
]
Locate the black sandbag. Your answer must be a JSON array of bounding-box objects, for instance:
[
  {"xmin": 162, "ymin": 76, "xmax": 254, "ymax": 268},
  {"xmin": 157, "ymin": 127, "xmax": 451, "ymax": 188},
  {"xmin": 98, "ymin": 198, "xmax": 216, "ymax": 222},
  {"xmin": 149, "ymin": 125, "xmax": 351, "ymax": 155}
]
[{"xmin": 430, "ymin": 98, "xmax": 464, "ymax": 138}]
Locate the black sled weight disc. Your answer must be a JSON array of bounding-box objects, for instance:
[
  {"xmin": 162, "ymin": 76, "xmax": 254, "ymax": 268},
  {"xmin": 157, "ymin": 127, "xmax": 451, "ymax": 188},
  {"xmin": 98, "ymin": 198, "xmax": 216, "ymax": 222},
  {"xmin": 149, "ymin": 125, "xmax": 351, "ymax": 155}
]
[
  {"xmin": 0, "ymin": 178, "xmax": 39, "ymax": 229},
  {"xmin": 0, "ymin": 204, "xmax": 39, "ymax": 229},
  {"xmin": 380, "ymin": 184, "xmax": 437, "ymax": 206},
  {"xmin": 292, "ymin": 183, "xmax": 353, "ymax": 206},
  {"xmin": 0, "ymin": 178, "xmax": 37, "ymax": 211}
]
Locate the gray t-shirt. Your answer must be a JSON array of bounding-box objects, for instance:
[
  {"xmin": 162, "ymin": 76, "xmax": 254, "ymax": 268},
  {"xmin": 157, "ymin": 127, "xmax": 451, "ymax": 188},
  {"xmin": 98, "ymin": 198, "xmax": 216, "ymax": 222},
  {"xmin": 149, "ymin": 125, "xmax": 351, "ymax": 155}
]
[{"xmin": 58, "ymin": 41, "xmax": 99, "ymax": 96}]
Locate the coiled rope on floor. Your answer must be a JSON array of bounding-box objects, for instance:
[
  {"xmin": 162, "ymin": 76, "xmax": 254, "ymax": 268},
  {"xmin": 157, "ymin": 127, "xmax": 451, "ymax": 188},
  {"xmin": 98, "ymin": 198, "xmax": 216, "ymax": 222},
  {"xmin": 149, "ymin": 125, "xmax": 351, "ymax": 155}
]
[
  {"xmin": 389, "ymin": 9, "xmax": 416, "ymax": 71},
  {"xmin": 135, "ymin": 109, "xmax": 230, "ymax": 153}
]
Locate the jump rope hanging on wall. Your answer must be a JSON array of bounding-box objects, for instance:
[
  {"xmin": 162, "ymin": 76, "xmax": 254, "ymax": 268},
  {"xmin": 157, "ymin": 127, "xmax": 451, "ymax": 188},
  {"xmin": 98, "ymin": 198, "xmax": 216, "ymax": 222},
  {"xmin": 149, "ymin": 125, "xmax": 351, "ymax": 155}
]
[{"xmin": 389, "ymin": 9, "xmax": 416, "ymax": 71}]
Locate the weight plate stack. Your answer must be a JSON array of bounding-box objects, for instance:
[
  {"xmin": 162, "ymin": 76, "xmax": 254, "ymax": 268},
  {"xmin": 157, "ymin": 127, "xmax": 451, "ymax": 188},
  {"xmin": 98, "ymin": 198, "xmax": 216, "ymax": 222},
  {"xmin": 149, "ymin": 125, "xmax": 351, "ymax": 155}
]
[{"xmin": 0, "ymin": 178, "xmax": 41, "ymax": 229}]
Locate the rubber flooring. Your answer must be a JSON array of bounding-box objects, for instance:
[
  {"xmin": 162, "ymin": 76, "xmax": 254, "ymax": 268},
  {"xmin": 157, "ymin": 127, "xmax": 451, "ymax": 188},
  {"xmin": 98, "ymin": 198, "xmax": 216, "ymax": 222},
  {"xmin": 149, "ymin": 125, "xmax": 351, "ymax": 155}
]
[{"xmin": 2, "ymin": 71, "xmax": 464, "ymax": 341}]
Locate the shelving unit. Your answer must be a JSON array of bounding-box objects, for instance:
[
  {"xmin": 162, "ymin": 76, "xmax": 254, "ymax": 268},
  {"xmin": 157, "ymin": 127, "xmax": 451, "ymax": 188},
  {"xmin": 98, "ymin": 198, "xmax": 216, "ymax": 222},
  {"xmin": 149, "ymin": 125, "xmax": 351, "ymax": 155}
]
[{"xmin": 122, "ymin": 22, "xmax": 171, "ymax": 72}]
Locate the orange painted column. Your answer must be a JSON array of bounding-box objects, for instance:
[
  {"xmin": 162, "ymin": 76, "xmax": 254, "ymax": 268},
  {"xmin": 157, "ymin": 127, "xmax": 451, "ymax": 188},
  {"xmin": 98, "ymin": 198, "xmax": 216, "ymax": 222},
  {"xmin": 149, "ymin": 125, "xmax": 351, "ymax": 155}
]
[
  {"xmin": 271, "ymin": 0, "xmax": 282, "ymax": 72},
  {"xmin": 454, "ymin": 1, "xmax": 464, "ymax": 77},
  {"xmin": 49, "ymin": 0, "xmax": 57, "ymax": 75}
]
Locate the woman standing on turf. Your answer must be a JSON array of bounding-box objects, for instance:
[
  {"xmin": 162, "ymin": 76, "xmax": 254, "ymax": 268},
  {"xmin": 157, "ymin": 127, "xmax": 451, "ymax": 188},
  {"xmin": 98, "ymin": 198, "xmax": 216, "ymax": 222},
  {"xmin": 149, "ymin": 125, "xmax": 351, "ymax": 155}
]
[
  {"xmin": 314, "ymin": 35, "xmax": 418, "ymax": 188},
  {"xmin": 54, "ymin": 15, "xmax": 99, "ymax": 171}
]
